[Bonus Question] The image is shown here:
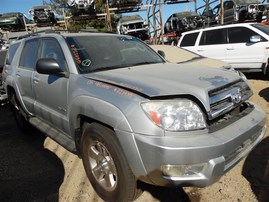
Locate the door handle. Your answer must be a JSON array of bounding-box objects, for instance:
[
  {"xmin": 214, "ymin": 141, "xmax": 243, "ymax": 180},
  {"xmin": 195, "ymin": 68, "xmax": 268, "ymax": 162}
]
[
  {"xmin": 226, "ymin": 47, "xmax": 234, "ymax": 50},
  {"xmin": 16, "ymin": 71, "xmax": 20, "ymax": 77},
  {"xmin": 33, "ymin": 77, "xmax": 39, "ymax": 83}
]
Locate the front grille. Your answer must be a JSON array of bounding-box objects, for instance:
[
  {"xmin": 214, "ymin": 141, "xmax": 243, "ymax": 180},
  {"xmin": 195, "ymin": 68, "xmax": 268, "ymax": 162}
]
[
  {"xmin": 208, "ymin": 102, "xmax": 253, "ymax": 132},
  {"xmin": 208, "ymin": 79, "xmax": 252, "ymax": 120}
]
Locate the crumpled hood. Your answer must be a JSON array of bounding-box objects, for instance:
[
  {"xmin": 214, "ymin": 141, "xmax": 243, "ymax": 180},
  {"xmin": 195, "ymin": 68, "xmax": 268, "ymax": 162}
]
[{"xmin": 84, "ymin": 63, "xmax": 242, "ymax": 108}]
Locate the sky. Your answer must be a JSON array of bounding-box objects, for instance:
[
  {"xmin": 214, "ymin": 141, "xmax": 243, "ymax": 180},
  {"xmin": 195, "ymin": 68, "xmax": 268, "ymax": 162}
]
[{"xmin": 0, "ymin": 0, "xmax": 201, "ymax": 22}]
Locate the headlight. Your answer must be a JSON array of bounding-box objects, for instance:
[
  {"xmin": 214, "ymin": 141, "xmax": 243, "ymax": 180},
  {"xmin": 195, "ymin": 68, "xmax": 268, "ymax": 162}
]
[{"xmin": 141, "ymin": 100, "xmax": 206, "ymax": 131}]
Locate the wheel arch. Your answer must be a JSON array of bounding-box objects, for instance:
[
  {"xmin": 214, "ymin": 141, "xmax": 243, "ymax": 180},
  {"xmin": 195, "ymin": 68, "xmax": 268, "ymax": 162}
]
[
  {"xmin": 70, "ymin": 97, "xmax": 149, "ymax": 180},
  {"xmin": 69, "ymin": 96, "xmax": 132, "ymax": 154}
]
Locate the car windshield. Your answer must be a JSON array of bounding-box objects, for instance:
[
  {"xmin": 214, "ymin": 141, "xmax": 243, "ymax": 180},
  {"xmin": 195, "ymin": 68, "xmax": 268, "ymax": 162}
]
[
  {"xmin": 1, "ymin": 13, "xmax": 19, "ymax": 17},
  {"xmin": 65, "ymin": 34, "xmax": 164, "ymax": 73},
  {"xmin": 251, "ymin": 23, "xmax": 269, "ymax": 35}
]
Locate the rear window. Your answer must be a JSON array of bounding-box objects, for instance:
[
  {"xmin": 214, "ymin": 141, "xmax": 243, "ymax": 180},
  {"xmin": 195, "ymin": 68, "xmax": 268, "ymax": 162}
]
[{"xmin": 179, "ymin": 32, "xmax": 199, "ymax": 47}]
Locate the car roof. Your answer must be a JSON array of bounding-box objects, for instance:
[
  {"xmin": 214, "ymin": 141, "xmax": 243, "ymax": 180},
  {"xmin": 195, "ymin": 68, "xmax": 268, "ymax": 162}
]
[
  {"xmin": 14, "ymin": 30, "xmax": 126, "ymax": 42},
  {"xmin": 181, "ymin": 22, "xmax": 258, "ymax": 34}
]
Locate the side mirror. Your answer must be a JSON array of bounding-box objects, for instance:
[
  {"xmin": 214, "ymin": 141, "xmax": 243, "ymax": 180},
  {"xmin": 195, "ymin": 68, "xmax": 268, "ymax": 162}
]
[
  {"xmin": 157, "ymin": 50, "xmax": 166, "ymax": 58},
  {"xmin": 36, "ymin": 58, "xmax": 68, "ymax": 77},
  {"xmin": 250, "ymin": 35, "xmax": 262, "ymax": 43}
]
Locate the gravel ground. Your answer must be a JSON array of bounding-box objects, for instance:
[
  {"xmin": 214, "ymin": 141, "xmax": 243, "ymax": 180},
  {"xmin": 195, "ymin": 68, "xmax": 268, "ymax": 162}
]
[{"xmin": 0, "ymin": 74, "xmax": 268, "ymax": 202}]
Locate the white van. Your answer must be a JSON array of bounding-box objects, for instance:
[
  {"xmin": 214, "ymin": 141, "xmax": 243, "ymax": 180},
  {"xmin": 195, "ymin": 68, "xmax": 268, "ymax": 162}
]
[{"xmin": 177, "ymin": 23, "xmax": 269, "ymax": 74}]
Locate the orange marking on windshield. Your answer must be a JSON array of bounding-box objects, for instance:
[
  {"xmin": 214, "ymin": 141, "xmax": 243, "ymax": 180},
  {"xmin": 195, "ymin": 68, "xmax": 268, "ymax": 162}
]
[{"xmin": 70, "ymin": 44, "xmax": 81, "ymax": 64}]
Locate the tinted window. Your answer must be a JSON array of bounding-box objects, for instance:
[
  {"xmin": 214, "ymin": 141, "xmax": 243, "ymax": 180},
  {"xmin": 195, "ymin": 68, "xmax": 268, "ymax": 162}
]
[
  {"xmin": 199, "ymin": 29, "xmax": 227, "ymax": 45},
  {"xmin": 39, "ymin": 38, "xmax": 66, "ymax": 70},
  {"xmin": 0, "ymin": 50, "xmax": 7, "ymax": 69},
  {"xmin": 228, "ymin": 27, "xmax": 263, "ymax": 43},
  {"xmin": 180, "ymin": 32, "xmax": 199, "ymax": 47},
  {"xmin": 19, "ymin": 39, "xmax": 39, "ymax": 69},
  {"xmin": 6, "ymin": 42, "xmax": 20, "ymax": 65},
  {"xmin": 223, "ymin": 1, "xmax": 234, "ymax": 10}
]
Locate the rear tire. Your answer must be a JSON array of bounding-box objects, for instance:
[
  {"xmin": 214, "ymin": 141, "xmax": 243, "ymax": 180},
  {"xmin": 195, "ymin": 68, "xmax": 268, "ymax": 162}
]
[
  {"xmin": 9, "ymin": 93, "xmax": 31, "ymax": 132},
  {"xmin": 80, "ymin": 123, "xmax": 143, "ymax": 202}
]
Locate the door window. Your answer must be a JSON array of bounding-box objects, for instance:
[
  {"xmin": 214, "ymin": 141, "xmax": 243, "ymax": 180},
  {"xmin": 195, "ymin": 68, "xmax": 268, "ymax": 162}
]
[
  {"xmin": 19, "ymin": 39, "xmax": 39, "ymax": 69},
  {"xmin": 228, "ymin": 27, "xmax": 262, "ymax": 43},
  {"xmin": 39, "ymin": 38, "xmax": 66, "ymax": 71},
  {"xmin": 223, "ymin": 1, "xmax": 234, "ymax": 10},
  {"xmin": 199, "ymin": 28, "xmax": 227, "ymax": 45}
]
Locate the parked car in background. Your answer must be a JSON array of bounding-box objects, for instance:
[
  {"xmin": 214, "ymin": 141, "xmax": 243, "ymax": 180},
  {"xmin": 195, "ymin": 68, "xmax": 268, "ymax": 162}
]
[
  {"xmin": 3, "ymin": 30, "xmax": 266, "ymax": 202},
  {"xmin": 29, "ymin": 5, "xmax": 57, "ymax": 26},
  {"xmin": 67, "ymin": 0, "xmax": 96, "ymax": 16},
  {"xmin": 150, "ymin": 44, "xmax": 232, "ymax": 68},
  {"xmin": 0, "ymin": 12, "xmax": 31, "ymax": 31},
  {"xmin": 108, "ymin": 0, "xmax": 142, "ymax": 12},
  {"xmin": 164, "ymin": 11, "xmax": 208, "ymax": 36},
  {"xmin": 178, "ymin": 22, "xmax": 269, "ymax": 74},
  {"xmin": 117, "ymin": 15, "xmax": 149, "ymax": 41},
  {"xmin": 0, "ymin": 49, "xmax": 7, "ymax": 105},
  {"xmin": 210, "ymin": 0, "xmax": 269, "ymax": 24}
]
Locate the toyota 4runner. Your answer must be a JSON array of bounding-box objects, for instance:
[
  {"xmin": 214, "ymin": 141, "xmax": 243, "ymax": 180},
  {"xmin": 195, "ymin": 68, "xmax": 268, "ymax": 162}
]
[{"xmin": 2, "ymin": 30, "xmax": 266, "ymax": 202}]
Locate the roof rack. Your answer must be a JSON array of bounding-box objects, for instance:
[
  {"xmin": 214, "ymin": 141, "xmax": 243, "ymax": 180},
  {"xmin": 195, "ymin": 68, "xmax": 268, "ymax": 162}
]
[
  {"xmin": 16, "ymin": 29, "xmax": 57, "ymax": 40},
  {"xmin": 15, "ymin": 29, "xmax": 79, "ymax": 40}
]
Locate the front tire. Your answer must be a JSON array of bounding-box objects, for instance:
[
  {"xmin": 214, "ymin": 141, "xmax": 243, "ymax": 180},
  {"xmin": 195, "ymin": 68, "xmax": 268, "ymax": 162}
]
[{"xmin": 80, "ymin": 123, "xmax": 142, "ymax": 202}]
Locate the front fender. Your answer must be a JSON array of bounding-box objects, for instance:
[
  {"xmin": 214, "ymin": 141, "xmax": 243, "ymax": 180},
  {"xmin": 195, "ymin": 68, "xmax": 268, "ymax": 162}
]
[{"xmin": 69, "ymin": 96, "xmax": 132, "ymax": 138}]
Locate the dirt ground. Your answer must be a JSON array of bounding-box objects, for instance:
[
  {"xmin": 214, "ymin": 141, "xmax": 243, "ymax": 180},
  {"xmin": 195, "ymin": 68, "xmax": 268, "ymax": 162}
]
[{"xmin": 0, "ymin": 72, "xmax": 269, "ymax": 202}]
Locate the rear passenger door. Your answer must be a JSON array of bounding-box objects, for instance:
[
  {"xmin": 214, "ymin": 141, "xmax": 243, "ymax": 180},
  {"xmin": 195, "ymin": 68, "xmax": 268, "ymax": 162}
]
[
  {"xmin": 226, "ymin": 26, "xmax": 266, "ymax": 70},
  {"xmin": 184, "ymin": 28, "xmax": 227, "ymax": 62},
  {"xmin": 17, "ymin": 39, "xmax": 39, "ymax": 113}
]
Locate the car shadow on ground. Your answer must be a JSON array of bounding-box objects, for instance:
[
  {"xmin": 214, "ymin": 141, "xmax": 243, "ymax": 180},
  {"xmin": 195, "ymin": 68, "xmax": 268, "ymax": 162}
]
[
  {"xmin": 244, "ymin": 72, "xmax": 269, "ymax": 81},
  {"xmin": 0, "ymin": 104, "xmax": 65, "ymax": 201},
  {"xmin": 138, "ymin": 181, "xmax": 192, "ymax": 202},
  {"xmin": 242, "ymin": 136, "xmax": 269, "ymax": 202},
  {"xmin": 259, "ymin": 87, "xmax": 269, "ymax": 103}
]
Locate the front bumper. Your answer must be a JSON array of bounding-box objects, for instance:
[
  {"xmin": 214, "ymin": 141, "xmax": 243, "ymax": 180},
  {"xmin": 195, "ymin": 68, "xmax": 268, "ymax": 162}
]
[{"xmin": 117, "ymin": 103, "xmax": 266, "ymax": 187}]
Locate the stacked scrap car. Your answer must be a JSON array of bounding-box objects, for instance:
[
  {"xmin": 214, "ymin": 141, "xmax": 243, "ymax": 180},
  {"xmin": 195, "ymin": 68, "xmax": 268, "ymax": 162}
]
[
  {"xmin": 29, "ymin": 5, "xmax": 57, "ymax": 26},
  {"xmin": 164, "ymin": 11, "xmax": 208, "ymax": 36},
  {"xmin": 0, "ymin": 12, "xmax": 31, "ymax": 31},
  {"xmin": 210, "ymin": 0, "xmax": 269, "ymax": 24},
  {"xmin": 117, "ymin": 15, "xmax": 149, "ymax": 41},
  {"xmin": 67, "ymin": 0, "xmax": 96, "ymax": 16}
]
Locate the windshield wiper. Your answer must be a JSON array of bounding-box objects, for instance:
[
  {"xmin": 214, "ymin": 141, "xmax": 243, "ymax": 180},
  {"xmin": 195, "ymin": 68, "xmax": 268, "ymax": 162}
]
[
  {"xmin": 131, "ymin": 61, "xmax": 163, "ymax": 67},
  {"xmin": 176, "ymin": 56, "xmax": 202, "ymax": 64}
]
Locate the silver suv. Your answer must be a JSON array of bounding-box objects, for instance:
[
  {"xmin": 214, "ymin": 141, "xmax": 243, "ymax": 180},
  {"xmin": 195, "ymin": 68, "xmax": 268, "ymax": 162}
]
[{"xmin": 3, "ymin": 30, "xmax": 266, "ymax": 202}]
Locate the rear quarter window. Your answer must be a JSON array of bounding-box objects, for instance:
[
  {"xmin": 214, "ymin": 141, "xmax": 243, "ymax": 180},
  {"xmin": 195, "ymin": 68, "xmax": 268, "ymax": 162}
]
[
  {"xmin": 6, "ymin": 42, "xmax": 20, "ymax": 65},
  {"xmin": 179, "ymin": 32, "xmax": 199, "ymax": 47}
]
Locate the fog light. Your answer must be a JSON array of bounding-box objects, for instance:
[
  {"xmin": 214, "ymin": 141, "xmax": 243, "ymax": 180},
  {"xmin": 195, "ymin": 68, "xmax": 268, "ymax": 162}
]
[{"xmin": 161, "ymin": 163, "xmax": 207, "ymax": 179}]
